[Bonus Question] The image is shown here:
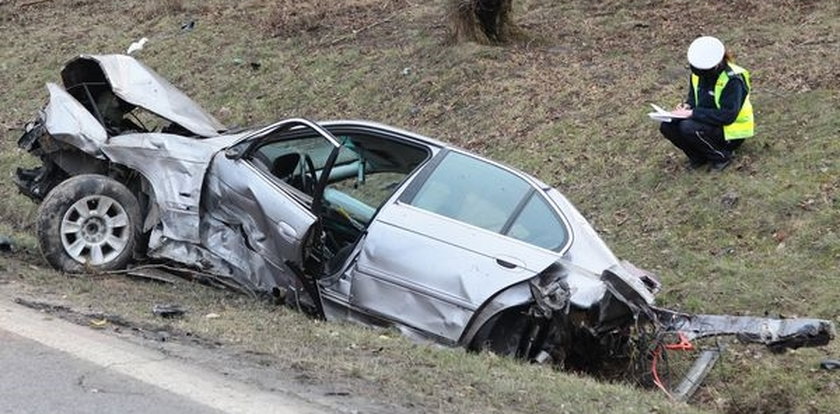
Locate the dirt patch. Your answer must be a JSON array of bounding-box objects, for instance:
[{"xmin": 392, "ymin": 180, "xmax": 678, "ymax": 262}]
[
  {"xmin": 724, "ymin": 388, "xmax": 795, "ymax": 414},
  {"xmin": 13, "ymin": 296, "xmax": 222, "ymax": 348}
]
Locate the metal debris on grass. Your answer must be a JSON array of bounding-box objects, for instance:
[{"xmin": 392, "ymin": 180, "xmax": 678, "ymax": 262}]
[
  {"xmin": 0, "ymin": 235, "xmax": 14, "ymax": 252},
  {"xmin": 821, "ymin": 359, "xmax": 840, "ymax": 371},
  {"xmin": 152, "ymin": 303, "xmax": 186, "ymax": 318}
]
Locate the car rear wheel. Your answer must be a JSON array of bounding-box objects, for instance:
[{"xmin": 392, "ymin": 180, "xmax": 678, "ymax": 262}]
[{"xmin": 36, "ymin": 174, "xmax": 141, "ymax": 272}]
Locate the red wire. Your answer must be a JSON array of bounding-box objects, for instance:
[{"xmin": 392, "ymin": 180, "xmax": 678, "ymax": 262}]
[{"xmin": 651, "ymin": 346, "xmax": 674, "ymax": 400}]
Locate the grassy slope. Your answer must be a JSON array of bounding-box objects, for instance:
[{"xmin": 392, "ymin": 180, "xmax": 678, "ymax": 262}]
[{"xmin": 0, "ymin": 0, "xmax": 837, "ymax": 412}]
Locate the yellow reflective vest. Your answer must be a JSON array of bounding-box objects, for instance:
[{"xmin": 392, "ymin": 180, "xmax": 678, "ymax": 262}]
[{"xmin": 691, "ymin": 63, "xmax": 754, "ymax": 140}]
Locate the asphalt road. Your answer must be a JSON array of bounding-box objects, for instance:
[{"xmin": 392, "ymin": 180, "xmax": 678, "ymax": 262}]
[
  {"xmin": 0, "ymin": 329, "xmax": 223, "ymax": 414},
  {"xmin": 0, "ymin": 298, "xmax": 327, "ymax": 414}
]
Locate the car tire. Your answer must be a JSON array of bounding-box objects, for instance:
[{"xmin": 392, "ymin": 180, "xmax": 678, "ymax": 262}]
[
  {"xmin": 472, "ymin": 306, "xmax": 532, "ymax": 358},
  {"xmin": 36, "ymin": 174, "xmax": 141, "ymax": 273}
]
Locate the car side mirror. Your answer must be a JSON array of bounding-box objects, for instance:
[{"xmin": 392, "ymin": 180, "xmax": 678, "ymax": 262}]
[
  {"xmin": 224, "ymin": 147, "xmax": 241, "ymax": 159},
  {"xmin": 225, "ymin": 141, "xmax": 251, "ymax": 159}
]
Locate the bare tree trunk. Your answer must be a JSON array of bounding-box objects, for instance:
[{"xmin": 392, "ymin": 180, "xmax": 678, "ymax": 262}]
[{"xmin": 447, "ymin": 0, "xmax": 520, "ymax": 44}]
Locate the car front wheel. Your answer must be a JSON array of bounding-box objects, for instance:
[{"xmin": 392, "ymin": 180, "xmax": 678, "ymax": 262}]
[{"xmin": 36, "ymin": 174, "xmax": 141, "ymax": 272}]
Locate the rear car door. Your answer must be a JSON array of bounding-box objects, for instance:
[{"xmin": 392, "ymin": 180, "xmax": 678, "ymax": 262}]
[{"xmin": 348, "ymin": 149, "xmax": 573, "ymax": 344}]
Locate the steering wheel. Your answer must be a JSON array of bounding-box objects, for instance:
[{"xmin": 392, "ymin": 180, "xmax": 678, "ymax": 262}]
[{"xmin": 302, "ymin": 153, "xmax": 318, "ymax": 195}]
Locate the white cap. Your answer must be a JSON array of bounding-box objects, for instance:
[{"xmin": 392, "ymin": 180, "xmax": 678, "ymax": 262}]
[{"xmin": 687, "ymin": 36, "xmax": 725, "ymax": 69}]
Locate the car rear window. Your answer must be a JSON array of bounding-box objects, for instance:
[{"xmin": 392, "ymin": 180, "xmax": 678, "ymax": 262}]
[{"xmin": 505, "ymin": 192, "xmax": 568, "ymax": 251}]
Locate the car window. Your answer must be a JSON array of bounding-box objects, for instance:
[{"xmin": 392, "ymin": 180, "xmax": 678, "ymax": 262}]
[
  {"xmin": 246, "ymin": 133, "xmax": 349, "ymax": 198},
  {"xmin": 319, "ymin": 134, "xmax": 430, "ymax": 255},
  {"xmin": 253, "ymin": 135, "xmax": 337, "ymax": 171},
  {"xmin": 323, "ymin": 136, "xmax": 427, "ymax": 222},
  {"xmin": 504, "ymin": 193, "xmax": 568, "ymax": 251},
  {"xmin": 324, "ymin": 145, "xmax": 395, "ymax": 223},
  {"xmin": 409, "ymin": 152, "xmax": 531, "ymax": 233}
]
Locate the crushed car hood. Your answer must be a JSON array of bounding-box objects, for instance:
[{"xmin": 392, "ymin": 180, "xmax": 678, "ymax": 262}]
[{"xmin": 61, "ymin": 54, "xmax": 225, "ymax": 137}]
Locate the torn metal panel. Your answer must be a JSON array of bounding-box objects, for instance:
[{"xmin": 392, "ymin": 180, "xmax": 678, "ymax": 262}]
[
  {"xmin": 146, "ymin": 226, "xmax": 302, "ymax": 301},
  {"xmin": 42, "ymin": 83, "xmax": 108, "ymax": 157},
  {"xmin": 672, "ymin": 348, "xmax": 722, "ymax": 401},
  {"xmin": 457, "ymin": 281, "xmax": 534, "ymax": 346},
  {"xmin": 146, "ymin": 229, "xmax": 234, "ymax": 280},
  {"xmin": 600, "ymin": 263, "xmax": 656, "ymax": 313},
  {"xmin": 125, "ymin": 119, "xmax": 341, "ymax": 304},
  {"xmin": 528, "ymin": 263, "xmax": 571, "ymax": 319},
  {"xmin": 62, "ymin": 55, "xmax": 225, "ymax": 137},
  {"xmin": 657, "ymin": 308, "xmax": 836, "ymax": 350},
  {"xmin": 558, "ymin": 261, "xmax": 609, "ymax": 309}
]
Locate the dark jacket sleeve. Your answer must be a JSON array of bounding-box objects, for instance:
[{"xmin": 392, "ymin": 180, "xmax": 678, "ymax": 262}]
[
  {"xmin": 691, "ymin": 75, "xmax": 747, "ymax": 126},
  {"xmin": 685, "ymin": 77, "xmax": 696, "ymax": 108}
]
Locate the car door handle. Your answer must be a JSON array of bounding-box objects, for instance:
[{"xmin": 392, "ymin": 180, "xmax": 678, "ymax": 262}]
[
  {"xmin": 495, "ymin": 258, "xmax": 518, "ymax": 269},
  {"xmin": 278, "ymin": 221, "xmax": 298, "ymax": 239}
]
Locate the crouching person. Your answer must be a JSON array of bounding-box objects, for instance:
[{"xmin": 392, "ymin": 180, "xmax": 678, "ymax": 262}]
[{"xmin": 661, "ymin": 36, "xmax": 754, "ymax": 171}]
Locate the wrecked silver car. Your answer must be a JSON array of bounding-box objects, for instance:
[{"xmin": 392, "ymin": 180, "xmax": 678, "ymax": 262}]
[{"xmin": 15, "ymin": 54, "xmax": 835, "ymax": 398}]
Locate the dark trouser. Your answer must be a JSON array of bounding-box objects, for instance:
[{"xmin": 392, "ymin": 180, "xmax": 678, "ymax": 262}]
[{"xmin": 659, "ymin": 119, "xmax": 744, "ymax": 164}]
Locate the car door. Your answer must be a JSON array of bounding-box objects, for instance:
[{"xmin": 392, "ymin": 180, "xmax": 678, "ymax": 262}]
[
  {"xmin": 204, "ymin": 119, "xmax": 341, "ymax": 286},
  {"xmin": 347, "ymin": 149, "xmax": 573, "ymax": 344}
]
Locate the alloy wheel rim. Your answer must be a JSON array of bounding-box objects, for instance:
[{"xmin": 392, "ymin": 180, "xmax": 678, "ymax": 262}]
[{"xmin": 60, "ymin": 195, "xmax": 129, "ymax": 265}]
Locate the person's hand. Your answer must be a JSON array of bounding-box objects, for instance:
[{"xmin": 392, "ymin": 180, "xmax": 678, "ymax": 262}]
[
  {"xmin": 671, "ymin": 107, "xmax": 693, "ymax": 118},
  {"xmin": 673, "ymin": 102, "xmax": 691, "ymax": 111}
]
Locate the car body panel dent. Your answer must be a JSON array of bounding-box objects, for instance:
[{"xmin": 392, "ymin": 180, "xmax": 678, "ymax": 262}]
[
  {"xmin": 100, "ymin": 133, "xmax": 242, "ymax": 243},
  {"xmin": 43, "ymin": 83, "xmax": 108, "ymax": 158},
  {"xmin": 204, "ymin": 152, "xmax": 316, "ymax": 269}
]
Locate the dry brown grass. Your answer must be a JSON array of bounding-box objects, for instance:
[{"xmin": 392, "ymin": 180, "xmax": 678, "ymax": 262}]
[
  {"xmin": 134, "ymin": 0, "xmax": 188, "ymax": 20},
  {"xmin": 263, "ymin": 0, "xmax": 409, "ymax": 39}
]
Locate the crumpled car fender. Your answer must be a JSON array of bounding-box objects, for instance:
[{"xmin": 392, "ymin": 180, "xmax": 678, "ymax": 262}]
[
  {"xmin": 458, "ymin": 280, "xmax": 534, "ymax": 348},
  {"xmin": 99, "ymin": 133, "xmax": 240, "ymax": 243},
  {"xmin": 42, "ymin": 83, "xmax": 108, "ymax": 158}
]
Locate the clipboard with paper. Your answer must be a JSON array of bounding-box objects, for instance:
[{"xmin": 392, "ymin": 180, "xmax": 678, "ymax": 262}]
[{"xmin": 647, "ymin": 103, "xmax": 689, "ymax": 122}]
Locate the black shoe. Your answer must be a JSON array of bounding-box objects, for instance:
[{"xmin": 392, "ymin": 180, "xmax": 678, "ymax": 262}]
[
  {"xmin": 686, "ymin": 159, "xmax": 707, "ymax": 170},
  {"xmin": 710, "ymin": 159, "xmax": 731, "ymax": 171}
]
